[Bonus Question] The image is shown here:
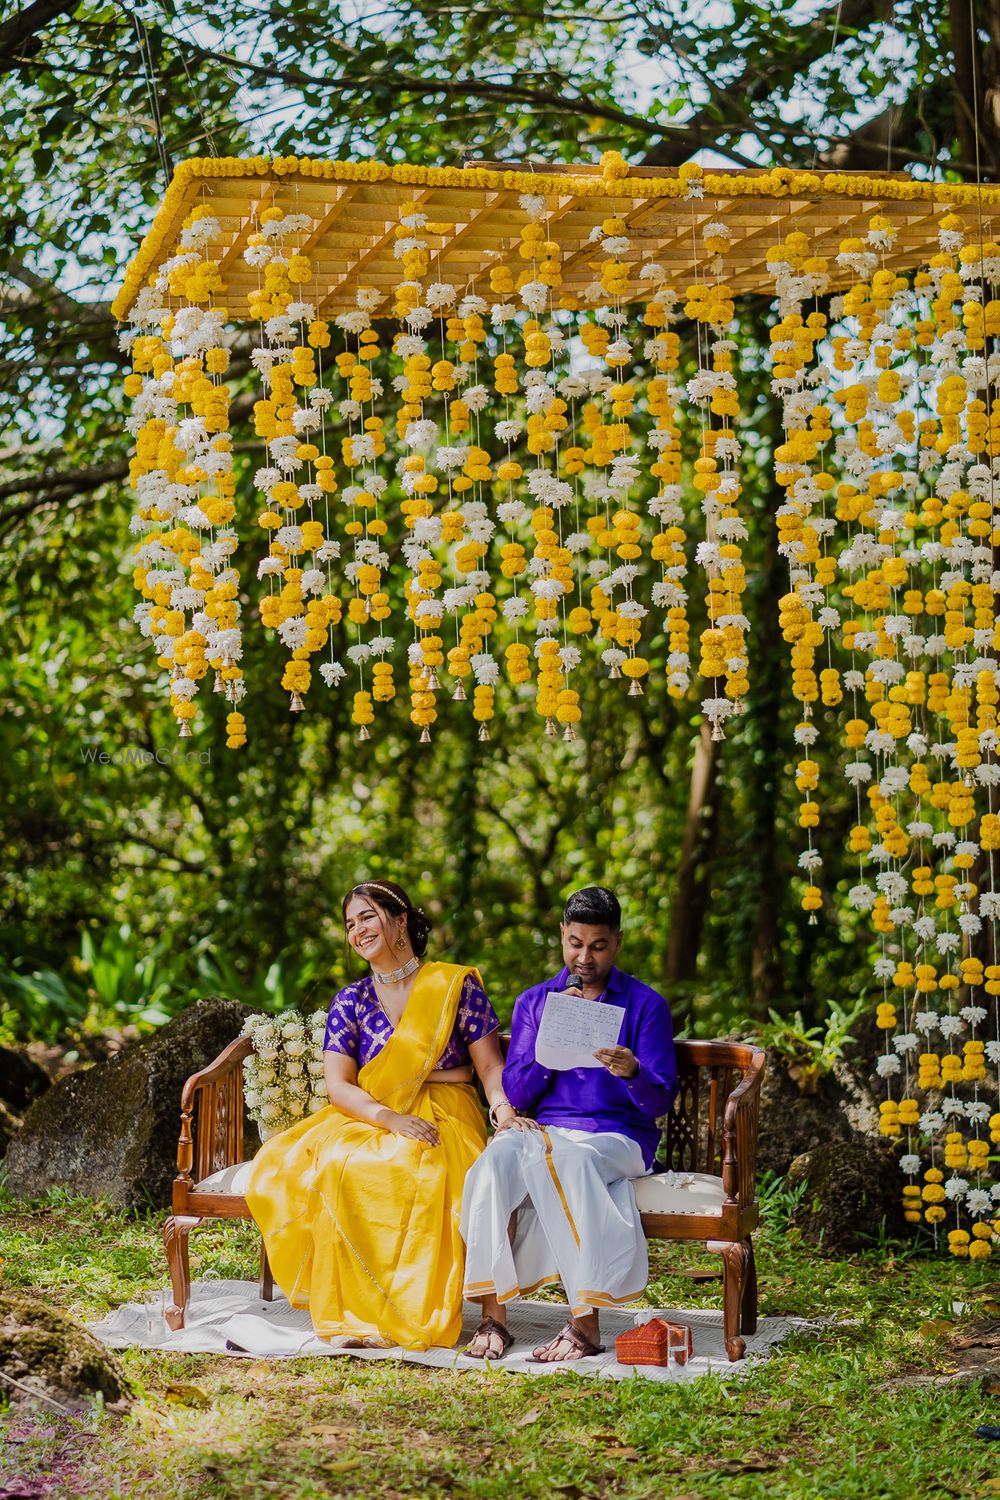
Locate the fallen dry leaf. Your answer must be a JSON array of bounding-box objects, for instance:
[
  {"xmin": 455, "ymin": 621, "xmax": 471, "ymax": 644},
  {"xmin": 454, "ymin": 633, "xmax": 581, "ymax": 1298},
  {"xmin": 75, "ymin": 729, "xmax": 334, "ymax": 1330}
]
[
  {"xmin": 918, "ymin": 1319, "xmax": 956, "ymax": 1339},
  {"xmin": 324, "ymin": 1457, "xmax": 363, "ymax": 1475},
  {"xmin": 163, "ymin": 1381, "xmax": 212, "ymax": 1409},
  {"xmin": 602, "ymin": 1446, "xmax": 639, "ymax": 1460},
  {"xmin": 516, "ymin": 1407, "xmax": 541, "ymax": 1427}
]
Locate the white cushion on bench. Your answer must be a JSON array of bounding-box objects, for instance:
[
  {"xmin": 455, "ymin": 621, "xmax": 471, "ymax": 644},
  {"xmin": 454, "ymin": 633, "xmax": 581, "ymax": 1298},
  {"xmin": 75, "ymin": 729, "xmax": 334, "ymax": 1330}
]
[
  {"xmin": 194, "ymin": 1161, "xmax": 255, "ymax": 1195},
  {"xmin": 191, "ymin": 1162, "xmax": 730, "ymax": 1214},
  {"xmin": 634, "ymin": 1171, "xmax": 728, "ymax": 1216}
]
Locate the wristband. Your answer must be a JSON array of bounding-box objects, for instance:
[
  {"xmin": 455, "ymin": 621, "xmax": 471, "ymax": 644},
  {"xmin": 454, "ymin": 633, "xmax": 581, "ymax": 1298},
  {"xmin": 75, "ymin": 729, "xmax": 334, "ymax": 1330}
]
[{"xmin": 489, "ymin": 1097, "xmax": 514, "ymax": 1127}]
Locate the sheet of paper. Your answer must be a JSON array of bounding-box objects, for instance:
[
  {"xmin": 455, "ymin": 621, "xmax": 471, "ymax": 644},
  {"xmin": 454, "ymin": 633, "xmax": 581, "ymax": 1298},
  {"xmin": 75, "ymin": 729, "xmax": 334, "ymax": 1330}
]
[{"xmin": 534, "ymin": 989, "xmax": 626, "ymax": 1071}]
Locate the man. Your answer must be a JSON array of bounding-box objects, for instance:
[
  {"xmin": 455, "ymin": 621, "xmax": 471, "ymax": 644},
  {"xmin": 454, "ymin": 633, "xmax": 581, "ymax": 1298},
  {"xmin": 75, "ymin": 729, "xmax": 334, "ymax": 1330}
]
[{"xmin": 461, "ymin": 886, "xmax": 677, "ymax": 1361}]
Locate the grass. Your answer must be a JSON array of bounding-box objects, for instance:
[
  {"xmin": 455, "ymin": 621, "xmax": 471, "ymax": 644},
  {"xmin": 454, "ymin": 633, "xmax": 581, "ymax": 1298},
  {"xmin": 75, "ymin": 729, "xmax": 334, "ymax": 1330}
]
[{"xmin": 2, "ymin": 1183, "xmax": 1000, "ymax": 1499}]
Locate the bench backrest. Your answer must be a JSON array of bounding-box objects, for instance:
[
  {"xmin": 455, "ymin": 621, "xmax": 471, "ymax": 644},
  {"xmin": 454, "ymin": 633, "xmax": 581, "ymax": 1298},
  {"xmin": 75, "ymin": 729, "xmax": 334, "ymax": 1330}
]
[{"xmin": 665, "ymin": 1039, "xmax": 764, "ymax": 1202}]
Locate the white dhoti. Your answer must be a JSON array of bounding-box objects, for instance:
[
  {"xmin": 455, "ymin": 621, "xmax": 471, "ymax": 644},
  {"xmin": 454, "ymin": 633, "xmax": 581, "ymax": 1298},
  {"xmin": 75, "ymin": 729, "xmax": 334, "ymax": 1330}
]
[{"xmin": 459, "ymin": 1125, "xmax": 649, "ymax": 1318}]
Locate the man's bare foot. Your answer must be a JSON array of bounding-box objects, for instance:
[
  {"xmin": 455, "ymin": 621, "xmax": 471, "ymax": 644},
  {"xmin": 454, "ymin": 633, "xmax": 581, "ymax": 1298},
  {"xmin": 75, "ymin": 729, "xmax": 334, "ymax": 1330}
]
[
  {"xmin": 465, "ymin": 1314, "xmax": 513, "ymax": 1360},
  {"xmin": 341, "ymin": 1334, "xmax": 387, "ymax": 1349},
  {"xmin": 531, "ymin": 1316, "xmax": 604, "ymax": 1361}
]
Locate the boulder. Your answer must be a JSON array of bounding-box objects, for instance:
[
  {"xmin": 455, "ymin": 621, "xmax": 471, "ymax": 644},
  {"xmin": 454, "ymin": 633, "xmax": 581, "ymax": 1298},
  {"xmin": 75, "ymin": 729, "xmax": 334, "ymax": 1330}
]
[
  {"xmin": 756, "ymin": 1050, "xmax": 880, "ymax": 1179},
  {"xmin": 0, "ymin": 1293, "xmax": 128, "ymax": 1408},
  {"xmin": 786, "ymin": 1137, "xmax": 905, "ymax": 1252},
  {"xmin": 0, "ymin": 1046, "xmax": 50, "ymax": 1113},
  {"xmin": 3, "ymin": 997, "xmax": 250, "ymax": 1209}
]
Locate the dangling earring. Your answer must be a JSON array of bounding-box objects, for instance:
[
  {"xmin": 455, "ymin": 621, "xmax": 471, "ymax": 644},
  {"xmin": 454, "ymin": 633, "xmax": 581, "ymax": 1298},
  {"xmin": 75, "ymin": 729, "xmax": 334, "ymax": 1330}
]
[{"xmin": 396, "ymin": 928, "xmax": 406, "ymax": 950}]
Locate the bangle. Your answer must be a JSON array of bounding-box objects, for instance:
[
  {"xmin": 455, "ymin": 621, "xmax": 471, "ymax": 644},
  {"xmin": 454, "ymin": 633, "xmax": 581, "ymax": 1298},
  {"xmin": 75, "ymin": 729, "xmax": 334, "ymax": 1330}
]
[{"xmin": 489, "ymin": 1097, "xmax": 514, "ymax": 1127}]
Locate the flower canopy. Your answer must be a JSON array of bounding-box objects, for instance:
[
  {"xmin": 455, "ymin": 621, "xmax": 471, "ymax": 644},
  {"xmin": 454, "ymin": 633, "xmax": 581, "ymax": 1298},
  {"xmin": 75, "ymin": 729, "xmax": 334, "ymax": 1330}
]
[{"xmin": 117, "ymin": 151, "xmax": 1000, "ymax": 1253}]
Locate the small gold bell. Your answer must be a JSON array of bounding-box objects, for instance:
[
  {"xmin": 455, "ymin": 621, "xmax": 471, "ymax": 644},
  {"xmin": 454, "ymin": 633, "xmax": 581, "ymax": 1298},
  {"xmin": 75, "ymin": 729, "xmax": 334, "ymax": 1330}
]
[
  {"xmin": 627, "ymin": 678, "xmax": 644, "ymax": 697},
  {"xmin": 608, "ymin": 664, "xmax": 621, "ymax": 680},
  {"xmin": 221, "ymin": 653, "xmax": 235, "ymax": 669},
  {"xmin": 808, "ymin": 914, "xmax": 818, "ymax": 926},
  {"xmin": 544, "ymin": 718, "xmax": 557, "ymax": 738},
  {"xmin": 711, "ymin": 722, "xmax": 725, "ymax": 742},
  {"xmin": 452, "ymin": 680, "xmax": 467, "ymax": 702},
  {"xmin": 562, "ymin": 722, "xmax": 577, "ymax": 743},
  {"xmin": 477, "ymin": 722, "xmax": 491, "ymax": 742},
  {"xmin": 178, "ymin": 721, "xmax": 192, "ymax": 739},
  {"xmin": 426, "ymin": 669, "xmax": 440, "ymax": 690},
  {"xmin": 419, "ymin": 726, "xmax": 432, "ymax": 744},
  {"xmin": 213, "ymin": 671, "xmax": 224, "ymax": 694},
  {"xmin": 289, "ymin": 692, "xmax": 304, "ymax": 712},
  {"xmin": 358, "ymin": 724, "xmax": 371, "ymax": 741}
]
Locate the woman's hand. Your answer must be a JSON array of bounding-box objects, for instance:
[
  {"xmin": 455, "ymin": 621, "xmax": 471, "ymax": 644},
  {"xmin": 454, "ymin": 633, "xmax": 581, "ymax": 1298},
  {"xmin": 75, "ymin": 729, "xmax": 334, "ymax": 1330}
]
[
  {"xmin": 385, "ymin": 1111, "xmax": 439, "ymax": 1146},
  {"xmin": 493, "ymin": 1103, "xmax": 540, "ymax": 1133}
]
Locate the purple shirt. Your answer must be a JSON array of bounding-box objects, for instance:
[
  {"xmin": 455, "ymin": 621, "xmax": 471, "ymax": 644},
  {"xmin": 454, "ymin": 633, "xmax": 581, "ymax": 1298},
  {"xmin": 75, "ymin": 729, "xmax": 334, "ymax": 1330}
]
[
  {"xmin": 323, "ymin": 971, "xmax": 499, "ymax": 1071},
  {"xmin": 502, "ymin": 966, "xmax": 677, "ymax": 1169}
]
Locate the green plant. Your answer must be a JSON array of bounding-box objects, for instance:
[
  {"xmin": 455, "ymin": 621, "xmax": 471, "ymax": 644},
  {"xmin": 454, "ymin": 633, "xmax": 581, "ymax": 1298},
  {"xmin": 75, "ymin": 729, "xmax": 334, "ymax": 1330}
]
[
  {"xmin": 755, "ymin": 996, "xmax": 867, "ymax": 1093},
  {"xmin": 0, "ymin": 965, "xmax": 89, "ymax": 1045}
]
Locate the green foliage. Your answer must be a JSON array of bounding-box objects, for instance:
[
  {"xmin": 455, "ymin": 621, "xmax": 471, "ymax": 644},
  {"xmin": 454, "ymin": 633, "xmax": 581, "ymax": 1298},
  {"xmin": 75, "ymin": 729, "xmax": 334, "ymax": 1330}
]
[
  {"xmin": 755, "ymin": 997, "xmax": 868, "ymax": 1092},
  {"xmin": 0, "ymin": 2, "xmax": 990, "ymax": 1044}
]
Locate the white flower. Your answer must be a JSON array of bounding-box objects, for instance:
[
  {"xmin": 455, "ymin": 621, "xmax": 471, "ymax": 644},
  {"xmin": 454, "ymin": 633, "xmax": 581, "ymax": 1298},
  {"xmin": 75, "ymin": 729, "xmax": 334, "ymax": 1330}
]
[
  {"xmin": 425, "ymin": 281, "xmax": 456, "ymax": 309},
  {"xmin": 319, "ymin": 661, "xmax": 347, "ymax": 686},
  {"xmin": 967, "ymin": 1189, "xmax": 994, "ymax": 1217},
  {"xmin": 900, "ymin": 1154, "xmax": 922, "ymax": 1176},
  {"xmin": 915, "ymin": 1011, "xmax": 940, "ymax": 1034},
  {"xmin": 520, "ymin": 281, "xmax": 548, "ymax": 313},
  {"xmin": 876, "ymin": 1054, "xmax": 901, "ymax": 1077},
  {"xmin": 944, "ymin": 1176, "xmax": 969, "ymax": 1201}
]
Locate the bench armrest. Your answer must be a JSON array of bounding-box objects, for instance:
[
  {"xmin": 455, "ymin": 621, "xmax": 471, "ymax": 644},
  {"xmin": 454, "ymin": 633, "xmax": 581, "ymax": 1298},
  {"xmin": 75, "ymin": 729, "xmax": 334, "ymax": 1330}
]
[
  {"xmin": 720, "ymin": 1050, "xmax": 766, "ymax": 1207},
  {"xmin": 176, "ymin": 1034, "xmax": 254, "ymax": 1187}
]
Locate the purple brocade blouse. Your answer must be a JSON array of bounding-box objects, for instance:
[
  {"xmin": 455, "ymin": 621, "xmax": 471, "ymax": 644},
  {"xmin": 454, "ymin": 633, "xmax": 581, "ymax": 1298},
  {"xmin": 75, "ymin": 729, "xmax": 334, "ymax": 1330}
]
[{"xmin": 323, "ymin": 971, "xmax": 500, "ymax": 1071}]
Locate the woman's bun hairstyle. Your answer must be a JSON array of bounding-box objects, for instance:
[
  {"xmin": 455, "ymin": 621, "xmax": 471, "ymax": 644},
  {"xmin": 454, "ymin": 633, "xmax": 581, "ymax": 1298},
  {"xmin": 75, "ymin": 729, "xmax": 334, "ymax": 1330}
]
[{"xmin": 343, "ymin": 880, "xmax": 433, "ymax": 958}]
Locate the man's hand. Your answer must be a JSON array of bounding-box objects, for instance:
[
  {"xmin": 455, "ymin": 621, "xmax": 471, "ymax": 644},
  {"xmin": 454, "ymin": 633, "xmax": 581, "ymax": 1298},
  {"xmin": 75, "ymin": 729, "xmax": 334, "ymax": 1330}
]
[{"xmin": 594, "ymin": 1046, "xmax": 639, "ymax": 1079}]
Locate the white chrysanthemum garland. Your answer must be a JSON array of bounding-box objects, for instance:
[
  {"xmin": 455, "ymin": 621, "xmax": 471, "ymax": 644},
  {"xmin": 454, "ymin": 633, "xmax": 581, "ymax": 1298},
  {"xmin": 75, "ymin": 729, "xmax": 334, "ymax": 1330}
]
[{"xmin": 242, "ymin": 1009, "xmax": 329, "ymax": 1137}]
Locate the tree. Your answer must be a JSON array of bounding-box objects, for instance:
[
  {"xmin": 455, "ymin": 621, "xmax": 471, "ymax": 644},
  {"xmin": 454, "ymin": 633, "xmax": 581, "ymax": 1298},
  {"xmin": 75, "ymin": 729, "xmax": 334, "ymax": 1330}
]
[{"xmin": 0, "ymin": 1, "xmax": 994, "ymax": 1031}]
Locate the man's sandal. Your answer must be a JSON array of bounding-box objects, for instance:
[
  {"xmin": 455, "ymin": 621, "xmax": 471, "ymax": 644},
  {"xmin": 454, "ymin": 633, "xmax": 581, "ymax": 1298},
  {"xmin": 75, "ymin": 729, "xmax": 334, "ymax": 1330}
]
[
  {"xmin": 464, "ymin": 1316, "xmax": 514, "ymax": 1360},
  {"xmin": 530, "ymin": 1321, "xmax": 606, "ymax": 1361}
]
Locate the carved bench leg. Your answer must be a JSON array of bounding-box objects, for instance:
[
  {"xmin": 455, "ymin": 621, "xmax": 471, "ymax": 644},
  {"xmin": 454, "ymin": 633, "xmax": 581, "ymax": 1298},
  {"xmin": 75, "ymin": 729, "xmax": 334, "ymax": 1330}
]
[
  {"xmin": 259, "ymin": 1237, "xmax": 275, "ymax": 1303},
  {"xmin": 707, "ymin": 1238, "xmax": 750, "ymax": 1360},
  {"xmin": 741, "ymin": 1236, "xmax": 758, "ymax": 1335},
  {"xmin": 164, "ymin": 1215, "xmax": 202, "ymax": 1331}
]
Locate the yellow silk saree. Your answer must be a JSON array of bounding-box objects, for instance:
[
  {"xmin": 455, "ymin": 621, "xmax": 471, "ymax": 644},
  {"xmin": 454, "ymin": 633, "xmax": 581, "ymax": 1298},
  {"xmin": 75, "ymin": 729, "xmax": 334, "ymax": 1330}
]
[{"xmin": 245, "ymin": 962, "xmax": 487, "ymax": 1349}]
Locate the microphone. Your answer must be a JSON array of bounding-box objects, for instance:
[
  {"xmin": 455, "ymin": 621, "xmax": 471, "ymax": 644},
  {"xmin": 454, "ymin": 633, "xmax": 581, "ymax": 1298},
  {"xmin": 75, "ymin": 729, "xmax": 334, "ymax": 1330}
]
[{"xmin": 565, "ymin": 972, "xmax": 584, "ymax": 993}]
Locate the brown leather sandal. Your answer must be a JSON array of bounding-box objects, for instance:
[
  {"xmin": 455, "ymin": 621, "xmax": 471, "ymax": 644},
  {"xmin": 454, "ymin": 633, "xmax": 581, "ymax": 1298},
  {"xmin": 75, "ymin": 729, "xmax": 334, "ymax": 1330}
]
[
  {"xmin": 464, "ymin": 1316, "xmax": 514, "ymax": 1360},
  {"xmin": 530, "ymin": 1321, "xmax": 606, "ymax": 1361}
]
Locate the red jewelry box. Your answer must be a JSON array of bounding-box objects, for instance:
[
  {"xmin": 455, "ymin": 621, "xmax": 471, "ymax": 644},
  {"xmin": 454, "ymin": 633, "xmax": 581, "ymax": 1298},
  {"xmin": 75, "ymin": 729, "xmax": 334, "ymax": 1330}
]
[{"xmin": 615, "ymin": 1317, "xmax": 693, "ymax": 1367}]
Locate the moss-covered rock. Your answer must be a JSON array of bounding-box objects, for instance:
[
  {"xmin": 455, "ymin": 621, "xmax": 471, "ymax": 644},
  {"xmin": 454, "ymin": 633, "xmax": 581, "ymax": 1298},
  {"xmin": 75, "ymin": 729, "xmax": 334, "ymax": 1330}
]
[
  {"xmin": 0, "ymin": 1293, "xmax": 128, "ymax": 1407},
  {"xmin": 3, "ymin": 997, "xmax": 250, "ymax": 1208},
  {"xmin": 786, "ymin": 1137, "xmax": 905, "ymax": 1253},
  {"xmin": 756, "ymin": 1052, "xmax": 880, "ymax": 1178}
]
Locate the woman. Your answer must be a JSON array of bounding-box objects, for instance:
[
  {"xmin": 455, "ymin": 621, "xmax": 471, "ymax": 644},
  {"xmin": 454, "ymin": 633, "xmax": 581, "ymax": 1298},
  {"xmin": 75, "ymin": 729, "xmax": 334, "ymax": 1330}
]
[{"xmin": 245, "ymin": 879, "xmax": 524, "ymax": 1350}]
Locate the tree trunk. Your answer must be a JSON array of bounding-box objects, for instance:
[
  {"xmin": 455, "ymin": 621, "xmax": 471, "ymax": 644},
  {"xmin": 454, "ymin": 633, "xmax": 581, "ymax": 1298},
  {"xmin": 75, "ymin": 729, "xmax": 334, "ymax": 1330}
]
[
  {"xmin": 951, "ymin": 0, "xmax": 1000, "ymax": 177},
  {"xmin": 664, "ymin": 722, "xmax": 720, "ymax": 983}
]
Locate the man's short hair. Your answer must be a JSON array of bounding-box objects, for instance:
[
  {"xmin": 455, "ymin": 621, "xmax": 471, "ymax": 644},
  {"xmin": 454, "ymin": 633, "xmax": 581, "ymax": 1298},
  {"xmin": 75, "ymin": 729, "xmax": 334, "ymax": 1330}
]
[{"xmin": 563, "ymin": 886, "xmax": 622, "ymax": 931}]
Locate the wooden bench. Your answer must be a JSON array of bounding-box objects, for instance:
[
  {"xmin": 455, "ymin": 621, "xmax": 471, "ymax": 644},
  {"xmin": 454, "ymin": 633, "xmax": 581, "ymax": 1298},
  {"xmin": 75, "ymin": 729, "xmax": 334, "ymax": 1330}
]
[{"xmin": 164, "ymin": 1035, "xmax": 765, "ymax": 1359}]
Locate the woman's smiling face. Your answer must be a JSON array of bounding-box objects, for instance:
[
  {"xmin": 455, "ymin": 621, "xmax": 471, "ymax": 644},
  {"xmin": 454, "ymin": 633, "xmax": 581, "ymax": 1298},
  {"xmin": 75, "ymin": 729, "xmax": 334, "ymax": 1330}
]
[{"xmin": 345, "ymin": 894, "xmax": 395, "ymax": 965}]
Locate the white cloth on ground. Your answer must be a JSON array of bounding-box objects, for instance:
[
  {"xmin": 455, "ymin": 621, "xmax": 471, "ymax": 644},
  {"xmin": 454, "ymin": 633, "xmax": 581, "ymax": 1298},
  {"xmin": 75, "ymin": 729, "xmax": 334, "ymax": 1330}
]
[{"xmin": 460, "ymin": 1125, "xmax": 648, "ymax": 1318}]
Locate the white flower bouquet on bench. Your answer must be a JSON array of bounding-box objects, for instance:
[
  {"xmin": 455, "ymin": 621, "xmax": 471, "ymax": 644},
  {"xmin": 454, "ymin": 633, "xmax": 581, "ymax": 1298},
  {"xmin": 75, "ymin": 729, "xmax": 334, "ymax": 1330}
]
[{"xmin": 241, "ymin": 1010, "xmax": 329, "ymax": 1138}]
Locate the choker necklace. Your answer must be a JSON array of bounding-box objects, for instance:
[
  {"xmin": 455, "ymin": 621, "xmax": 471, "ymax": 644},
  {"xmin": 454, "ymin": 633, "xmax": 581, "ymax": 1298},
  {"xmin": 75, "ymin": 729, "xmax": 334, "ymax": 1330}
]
[{"xmin": 371, "ymin": 955, "xmax": 421, "ymax": 984}]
